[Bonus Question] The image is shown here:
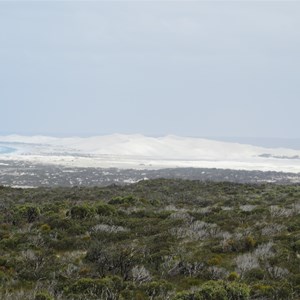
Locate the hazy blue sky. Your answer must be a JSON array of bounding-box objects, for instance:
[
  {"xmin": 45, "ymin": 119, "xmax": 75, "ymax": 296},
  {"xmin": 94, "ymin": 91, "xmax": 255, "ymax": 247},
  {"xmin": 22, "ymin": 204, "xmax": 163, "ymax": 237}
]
[{"xmin": 0, "ymin": 1, "xmax": 299, "ymax": 138}]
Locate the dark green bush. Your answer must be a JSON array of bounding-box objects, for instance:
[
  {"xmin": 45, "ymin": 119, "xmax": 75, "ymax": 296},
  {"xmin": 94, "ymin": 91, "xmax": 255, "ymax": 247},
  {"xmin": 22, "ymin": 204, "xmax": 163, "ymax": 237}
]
[
  {"xmin": 34, "ymin": 291, "xmax": 54, "ymax": 300},
  {"xmin": 68, "ymin": 205, "xmax": 94, "ymax": 219},
  {"xmin": 67, "ymin": 276, "xmax": 123, "ymax": 298},
  {"xmin": 16, "ymin": 205, "xmax": 40, "ymax": 223},
  {"xmin": 95, "ymin": 203, "xmax": 116, "ymax": 216}
]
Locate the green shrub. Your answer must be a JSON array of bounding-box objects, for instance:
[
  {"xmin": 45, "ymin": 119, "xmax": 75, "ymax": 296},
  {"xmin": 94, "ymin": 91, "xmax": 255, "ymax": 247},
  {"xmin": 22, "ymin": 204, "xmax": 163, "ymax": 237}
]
[
  {"xmin": 175, "ymin": 281, "xmax": 250, "ymax": 300},
  {"xmin": 68, "ymin": 205, "xmax": 94, "ymax": 219},
  {"xmin": 293, "ymin": 239, "xmax": 300, "ymax": 251},
  {"xmin": 244, "ymin": 268, "xmax": 265, "ymax": 282},
  {"xmin": 0, "ymin": 270, "xmax": 8, "ymax": 283},
  {"xmin": 40, "ymin": 223, "xmax": 51, "ymax": 232},
  {"xmin": 35, "ymin": 291, "xmax": 54, "ymax": 300},
  {"xmin": 16, "ymin": 205, "xmax": 40, "ymax": 223},
  {"xmin": 67, "ymin": 276, "xmax": 123, "ymax": 297},
  {"xmin": 109, "ymin": 195, "xmax": 138, "ymax": 206},
  {"xmin": 174, "ymin": 291, "xmax": 198, "ymax": 300},
  {"xmin": 197, "ymin": 281, "xmax": 228, "ymax": 300},
  {"xmin": 142, "ymin": 280, "xmax": 173, "ymax": 299},
  {"xmin": 207, "ymin": 255, "xmax": 222, "ymax": 266},
  {"xmin": 244, "ymin": 236, "xmax": 256, "ymax": 250},
  {"xmin": 251, "ymin": 284, "xmax": 273, "ymax": 298},
  {"xmin": 0, "ymin": 256, "xmax": 8, "ymax": 267},
  {"xmin": 227, "ymin": 272, "xmax": 239, "ymax": 281},
  {"xmin": 95, "ymin": 203, "xmax": 116, "ymax": 216},
  {"xmin": 225, "ymin": 281, "xmax": 250, "ymax": 300}
]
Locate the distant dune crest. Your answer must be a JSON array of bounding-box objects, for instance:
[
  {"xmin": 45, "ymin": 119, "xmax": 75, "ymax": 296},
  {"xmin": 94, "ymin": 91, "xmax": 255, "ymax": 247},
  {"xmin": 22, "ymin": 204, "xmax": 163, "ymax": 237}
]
[{"xmin": 0, "ymin": 134, "xmax": 300, "ymax": 173}]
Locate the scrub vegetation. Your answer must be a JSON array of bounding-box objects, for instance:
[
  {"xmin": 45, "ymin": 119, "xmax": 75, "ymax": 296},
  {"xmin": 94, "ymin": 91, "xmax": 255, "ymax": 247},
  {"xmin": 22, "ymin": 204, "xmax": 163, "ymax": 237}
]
[{"xmin": 0, "ymin": 179, "xmax": 299, "ymax": 299}]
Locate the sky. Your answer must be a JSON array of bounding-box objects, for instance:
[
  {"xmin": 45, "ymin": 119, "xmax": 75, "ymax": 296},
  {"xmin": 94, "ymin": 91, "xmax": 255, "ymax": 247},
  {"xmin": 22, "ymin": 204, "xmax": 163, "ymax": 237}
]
[{"xmin": 0, "ymin": 1, "xmax": 300, "ymax": 139}]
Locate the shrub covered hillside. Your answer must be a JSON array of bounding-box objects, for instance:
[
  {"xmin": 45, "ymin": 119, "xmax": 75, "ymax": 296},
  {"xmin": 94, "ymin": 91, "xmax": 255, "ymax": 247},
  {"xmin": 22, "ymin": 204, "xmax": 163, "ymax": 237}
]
[{"xmin": 0, "ymin": 179, "xmax": 300, "ymax": 299}]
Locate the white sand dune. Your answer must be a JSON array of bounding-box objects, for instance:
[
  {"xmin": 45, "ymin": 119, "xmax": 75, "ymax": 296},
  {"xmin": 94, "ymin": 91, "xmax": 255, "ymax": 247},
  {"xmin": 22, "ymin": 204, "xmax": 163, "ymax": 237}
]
[{"xmin": 0, "ymin": 134, "xmax": 300, "ymax": 172}]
